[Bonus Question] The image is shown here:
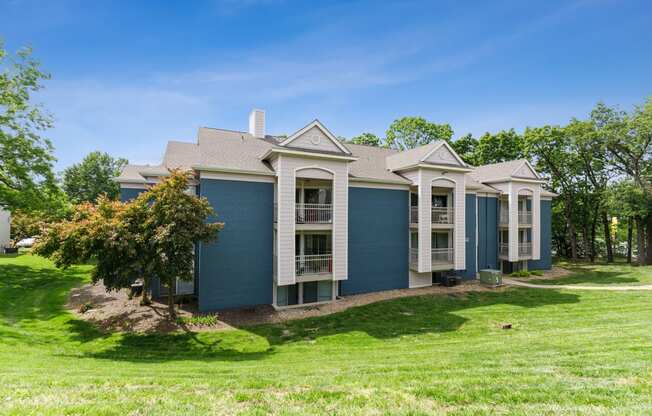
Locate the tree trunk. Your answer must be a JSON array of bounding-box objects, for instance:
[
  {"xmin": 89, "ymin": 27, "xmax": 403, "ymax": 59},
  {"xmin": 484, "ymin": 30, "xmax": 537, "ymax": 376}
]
[
  {"xmin": 565, "ymin": 197, "xmax": 578, "ymax": 261},
  {"xmin": 602, "ymin": 212, "xmax": 614, "ymax": 263},
  {"xmin": 627, "ymin": 218, "xmax": 633, "ymax": 263},
  {"xmin": 167, "ymin": 281, "xmax": 177, "ymax": 320},
  {"xmin": 590, "ymin": 212, "xmax": 598, "ymax": 262},
  {"xmin": 636, "ymin": 217, "xmax": 646, "ymax": 266},
  {"xmin": 141, "ymin": 277, "xmax": 150, "ymax": 305},
  {"xmin": 583, "ymin": 223, "xmax": 593, "ymax": 263}
]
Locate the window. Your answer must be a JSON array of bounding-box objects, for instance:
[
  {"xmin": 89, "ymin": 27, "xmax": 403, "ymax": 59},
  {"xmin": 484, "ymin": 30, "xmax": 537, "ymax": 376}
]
[
  {"xmin": 303, "ymin": 188, "xmax": 332, "ymax": 204},
  {"xmin": 410, "ymin": 232, "xmax": 419, "ymax": 249},
  {"xmin": 410, "ymin": 192, "xmax": 419, "ymax": 207},
  {"xmin": 431, "ymin": 231, "xmax": 449, "ymax": 249}
]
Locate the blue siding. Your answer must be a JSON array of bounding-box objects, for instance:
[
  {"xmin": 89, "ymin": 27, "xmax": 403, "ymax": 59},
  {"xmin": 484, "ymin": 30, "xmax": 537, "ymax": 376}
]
[
  {"xmin": 477, "ymin": 196, "xmax": 499, "ymax": 270},
  {"xmin": 456, "ymin": 194, "xmax": 477, "ymax": 279},
  {"xmin": 342, "ymin": 187, "xmax": 409, "ymax": 295},
  {"xmin": 529, "ymin": 199, "xmax": 553, "ymax": 270},
  {"xmin": 120, "ymin": 188, "xmax": 146, "ymax": 202},
  {"xmin": 198, "ymin": 179, "xmax": 273, "ymax": 311}
]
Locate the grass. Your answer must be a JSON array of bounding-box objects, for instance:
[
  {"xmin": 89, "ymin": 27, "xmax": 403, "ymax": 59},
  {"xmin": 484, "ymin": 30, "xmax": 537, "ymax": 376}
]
[
  {"xmin": 1, "ymin": 254, "xmax": 652, "ymax": 415},
  {"xmin": 528, "ymin": 261, "xmax": 652, "ymax": 286}
]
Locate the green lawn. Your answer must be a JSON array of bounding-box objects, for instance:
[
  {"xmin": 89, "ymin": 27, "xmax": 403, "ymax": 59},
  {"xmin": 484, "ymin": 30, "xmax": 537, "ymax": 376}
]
[
  {"xmin": 1, "ymin": 255, "xmax": 652, "ymax": 415},
  {"xmin": 529, "ymin": 261, "xmax": 652, "ymax": 286}
]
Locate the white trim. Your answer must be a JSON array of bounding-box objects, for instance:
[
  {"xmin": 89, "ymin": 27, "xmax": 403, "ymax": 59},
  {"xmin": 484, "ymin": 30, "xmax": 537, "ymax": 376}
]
[
  {"xmin": 416, "ymin": 163, "xmax": 473, "ymax": 173},
  {"xmin": 421, "ymin": 141, "xmax": 467, "ymax": 168},
  {"xmin": 120, "ymin": 183, "xmax": 149, "ymax": 189},
  {"xmin": 348, "ymin": 176, "xmax": 411, "ymax": 185},
  {"xmin": 193, "ymin": 165, "xmax": 275, "ymax": 177},
  {"xmin": 280, "ymin": 120, "xmax": 352, "ymax": 155},
  {"xmin": 199, "ymin": 171, "xmax": 276, "ymax": 183},
  {"xmin": 348, "ymin": 181, "xmax": 411, "ymax": 191},
  {"xmin": 261, "ymin": 148, "xmax": 358, "ymax": 162},
  {"xmin": 483, "ymin": 177, "xmax": 547, "ymax": 184},
  {"xmin": 541, "ymin": 196, "xmax": 553, "ymax": 201}
]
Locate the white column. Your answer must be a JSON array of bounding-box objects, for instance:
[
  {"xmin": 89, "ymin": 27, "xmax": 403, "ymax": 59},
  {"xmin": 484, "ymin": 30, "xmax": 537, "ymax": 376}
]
[
  {"xmin": 508, "ymin": 184, "xmax": 519, "ymax": 262},
  {"xmin": 332, "ymin": 165, "xmax": 348, "ymax": 281},
  {"xmin": 276, "ymin": 156, "xmax": 296, "ymax": 285},
  {"xmin": 418, "ymin": 171, "xmax": 432, "ymax": 273},
  {"xmin": 532, "ymin": 187, "xmax": 541, "ymax": 260},
  {"xmin": 454, "ymin": 177, "xmax": 466, "ymax": 270}
]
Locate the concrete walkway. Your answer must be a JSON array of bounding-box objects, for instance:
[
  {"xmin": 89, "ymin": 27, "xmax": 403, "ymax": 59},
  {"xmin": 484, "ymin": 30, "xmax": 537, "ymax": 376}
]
[{"xmin": 504, "ymin": 278, "xmax": 652, "ymax": 291}]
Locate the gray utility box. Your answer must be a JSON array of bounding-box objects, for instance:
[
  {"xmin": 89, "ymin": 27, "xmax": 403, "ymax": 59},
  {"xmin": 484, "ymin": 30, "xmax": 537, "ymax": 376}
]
[{"xmin": 479, "ymin": 269, "xmax": 502, "ymax": 286}]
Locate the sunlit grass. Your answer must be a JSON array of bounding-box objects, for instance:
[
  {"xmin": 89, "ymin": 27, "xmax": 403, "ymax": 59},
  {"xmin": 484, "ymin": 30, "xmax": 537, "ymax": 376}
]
[{"xmin": 1, "ymin": 254, "xmax": 652, "ymax": 415}]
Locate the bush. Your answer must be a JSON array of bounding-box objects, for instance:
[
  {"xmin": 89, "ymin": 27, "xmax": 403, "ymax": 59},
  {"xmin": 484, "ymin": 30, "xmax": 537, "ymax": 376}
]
[
  {"xmin": 176, "ymin": 314, "xmax": 219, "ymax": 327},
  {"xmin": 510, "ymin": 271, "xmax": 531, "ymax": 277},
  {"xmin": 530, "ymin": 270, "xmax": 544, "ymax": 276}
]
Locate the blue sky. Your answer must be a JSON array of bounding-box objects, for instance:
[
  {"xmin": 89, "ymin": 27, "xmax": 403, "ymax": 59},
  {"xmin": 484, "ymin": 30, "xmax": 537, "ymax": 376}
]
[{"xmin": 1, "ymin": 0, "xmax": 651, "ymax": 170}]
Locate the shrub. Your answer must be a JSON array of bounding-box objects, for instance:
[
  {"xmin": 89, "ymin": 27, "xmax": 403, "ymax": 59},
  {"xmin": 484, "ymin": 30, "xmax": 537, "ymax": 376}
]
[
  {"xmin": 510, "ymin": 271, "xmax": 531, "ymax": 277},
  {"xmin": 530, "ymin": 270, "xmax": 544, "ymax": 276}
]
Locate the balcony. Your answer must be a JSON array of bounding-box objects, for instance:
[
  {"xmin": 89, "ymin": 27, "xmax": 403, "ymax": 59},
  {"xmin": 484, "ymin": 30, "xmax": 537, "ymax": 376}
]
[
  {"xmin": 431, "ymin": 248, "xmax": 453, "ymax": 265},
  {"xmin": 409, "ymin": 247, "xmax": 418, "ymax": 267},
  {"xmin": 432, "ymin": 207, "xmax": 454, "ymax": 224},
  {"xmin": 518, "ymin": 211, "xmax": 532, "ymax": 225},
  {"xmin": 519, "ymin": 242, "xmax": 532, "ymax": 257},
  {"xmin": 409, "ymin": 207, "xmax": 454, "ymax": 225},
  {"xmin": 295, "ymin": 254, "xmax": 332, "ymax": 276},
  {"xmin": 499, "ymin": 243, "xmax": 509, "ymax": 257},
  {"xmin": 499, "ymin": 210, "xmax": 509, "ymax": 225},
  {"xmin": 296, "ymin": 203, "xmax": 332, "ymax": 224}
]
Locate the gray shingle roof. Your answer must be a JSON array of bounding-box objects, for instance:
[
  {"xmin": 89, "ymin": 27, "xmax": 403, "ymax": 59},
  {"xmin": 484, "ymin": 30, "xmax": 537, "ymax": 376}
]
[{"xmin": 116, "ymin": 125, "xmax": 553, "ymax": 197}]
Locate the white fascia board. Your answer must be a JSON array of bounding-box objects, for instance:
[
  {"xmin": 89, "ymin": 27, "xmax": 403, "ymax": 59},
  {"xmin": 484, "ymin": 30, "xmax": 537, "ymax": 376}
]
[
  {"xmin": 192, "ymin": 165, "xmax": 275, "ymax": 177},
  {"xmin": 280, "ymin": 120, "xmax": 352, "ymax": 155},
  {"xmin": 260, "ymin": 148, "xmax": 358, "ymax": 162},
  {"xmin": 483, "ymin": 177, "xmax": 547, "ymax": 185},
  {"xmin": 416, "ymin": 163, "xmax": 473, "ymax": 173},
  {"xmin": 348, "ymin": 176, "xmax": 411, "ymax": 185}
]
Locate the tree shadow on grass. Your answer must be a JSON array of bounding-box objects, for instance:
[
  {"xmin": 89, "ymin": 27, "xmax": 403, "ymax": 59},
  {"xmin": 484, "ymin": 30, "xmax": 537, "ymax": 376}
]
[
  {"xmin": 80, "ymin": 287, "xmax": 580, "ymax": 363},
  {"xmin": 530, "ymin": 269, "xmax": 640, "ymax": 286}
]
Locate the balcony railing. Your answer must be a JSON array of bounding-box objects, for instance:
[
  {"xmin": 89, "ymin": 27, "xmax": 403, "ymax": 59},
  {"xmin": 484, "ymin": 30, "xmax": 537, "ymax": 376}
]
[
  {"xmin": 519, "ymin": 243, "xmax": 532, "ymax": 257},
  {"xmin": 432, "ymin": 248, "xmax": 453, "ymax": 264},
  {"xmin": 295, "ymin": 254, "xmax": 332, "ymax": 276},
  {"xmin": 499, "ymin": 243, "xmax": 509, "ymax": 257},
  {"xmin": 432, "ymin": 207, "xmax": 454, "ymax": 224},
  {"xmin": 296, "ymin": 203, "xmax": 332, "ymax": 224},
  {"xmin": 518, "ymin": 211, "xmax": 532, "ymax": 225},
  {"xmin": 409, "ymin": 207, "xmax": 454, "ymax": 224},
  {"xmin": 410, "ymin": 206, "xmax": 418, "ymax": 224},
  {"xmin": 409, "ymin": 248, "xmax": 418, "ymax": 266}
]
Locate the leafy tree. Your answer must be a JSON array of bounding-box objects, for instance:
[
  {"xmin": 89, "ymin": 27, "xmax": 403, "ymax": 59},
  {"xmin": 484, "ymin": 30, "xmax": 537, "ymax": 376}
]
[
  {"xmin": 474, "ymin": 129, "xmax": 525, "ymax": 165},
  {"xmin": 35, "ymin": 171, "xmax": 223, "ymax": 318},
  {"xmin": 385, "ymin": 117, "xmax": 453, "ymax": 150},
  {"xmin": 350, "ymin": 132, "xmax": 382, "ymax": 147},
  {"xmin": 62, "ymin": 151, "xmax": 127, "ymax": 203},
  {"xmin": 523, "ymin": 125, "xmax": 583, "ymax": 260},
  {"xmin": 450, "ymin": 133, "xmax": 479, "ymax": 165},
  {"xmin": 0, "ymin": 42, "xmax": 59, "ymax": 212}
]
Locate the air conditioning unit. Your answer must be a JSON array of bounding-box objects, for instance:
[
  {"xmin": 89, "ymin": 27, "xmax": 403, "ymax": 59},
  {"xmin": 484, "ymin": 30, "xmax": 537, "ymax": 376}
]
[{"xmin": 479, "ymin": 269, "xmax": 502, "ymax": 286}]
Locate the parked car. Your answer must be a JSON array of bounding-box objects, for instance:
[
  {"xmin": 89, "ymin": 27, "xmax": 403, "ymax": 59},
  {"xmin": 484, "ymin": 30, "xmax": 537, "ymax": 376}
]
[{"xmin": 16, "ymin": 237, "xmax": 36, "ymax": 248}]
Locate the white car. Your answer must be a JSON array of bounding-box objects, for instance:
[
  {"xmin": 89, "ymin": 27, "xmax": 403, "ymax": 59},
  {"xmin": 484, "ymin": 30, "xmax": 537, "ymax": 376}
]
[{"xmin": 16, "ymin": 237, "xmax": 36, "ymax": 248}]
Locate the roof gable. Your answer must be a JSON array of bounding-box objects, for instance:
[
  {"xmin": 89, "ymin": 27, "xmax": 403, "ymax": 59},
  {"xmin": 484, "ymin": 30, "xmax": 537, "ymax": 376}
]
[
  {"xmin": 512, "ymin": 160, "xmax": 540, "ymax": 179},
  {"xmin": 422, "ymin": 141, "xmax": 466, "ymax": 167},
  {"xmin": 279, "ymin": 120, "xmax": 351, "ymax": 155}
]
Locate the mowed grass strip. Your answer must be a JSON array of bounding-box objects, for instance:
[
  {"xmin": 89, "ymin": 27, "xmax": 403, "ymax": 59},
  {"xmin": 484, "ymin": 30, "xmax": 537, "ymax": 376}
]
[{"xmin": 1, "ymin": 254, "xmax": 652, "ymax": 415}]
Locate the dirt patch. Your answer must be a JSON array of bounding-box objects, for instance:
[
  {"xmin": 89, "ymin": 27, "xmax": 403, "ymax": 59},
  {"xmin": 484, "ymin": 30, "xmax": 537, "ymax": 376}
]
[
  {"xmin": 511, "ymin": 266, "xmax": 573, "ymax": 281},
  {"xmin": 68, "ymin": 280, "xmax": 497, "ymax": 333}
]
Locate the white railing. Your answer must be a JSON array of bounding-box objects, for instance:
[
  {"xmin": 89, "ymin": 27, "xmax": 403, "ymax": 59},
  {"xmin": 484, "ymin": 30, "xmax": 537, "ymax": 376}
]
[
  {"xmin": 519, "ymin": 243, "xmax": 532, "ymax": 256},
  {"xmin": 518, "ymin": 211, "xmax": 532, "ymax": 225},
  {"xmin": 432, "ymin": 207, "xmax": 454, "ymax": 224},
  {"xmin": 409, "ymin": 207, "xmax": 454, "ymax": 224},
  {"xmin": 431, "ymin": 248, "xmax": 453, "ymax": 264},
  {"xmin": 409, "ymin": 248, "xmax": 418, "ymax": 266},
  {"xmin": 410, "ymin": 206, "xmax": 419, "ymax": 224},
  {"xmin": 499, "ymin": 211, "xmax": 509, "ymax": 225},
  {"xmin": 295, "ymin": 203, "xmax": 332, "ymax": 224},
  {"xmin": 295, "ymin": 254, "xmax": 332, "ymax": 276},
  {"xmin": 499, "ymin": 243, "xmax": 509, "ymax": 256}
]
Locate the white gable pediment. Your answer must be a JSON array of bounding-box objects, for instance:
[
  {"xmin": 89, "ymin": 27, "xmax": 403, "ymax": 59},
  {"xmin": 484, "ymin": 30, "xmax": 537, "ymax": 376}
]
[
  {"xmin": 280, "ymin": 120, "xmax": 351, "ymax": 155},
  {"xmin": 513, "ymin": 161, "xmax": 539, "ymax": 179},
  {"xmin": 422, "ymin": 141, "xmax": 465, "ymax": 167}
]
